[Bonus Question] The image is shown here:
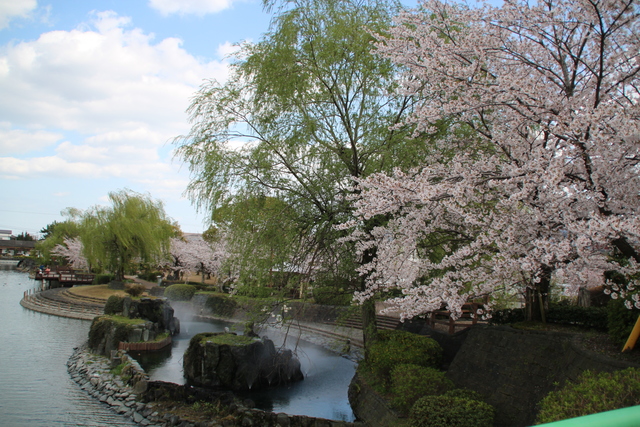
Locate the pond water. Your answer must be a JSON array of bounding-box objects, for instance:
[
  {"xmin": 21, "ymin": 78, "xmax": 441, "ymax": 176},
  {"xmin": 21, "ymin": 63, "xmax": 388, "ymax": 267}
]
[
  {"xmin": 0, "ymin": 270, "xmax": 137, "ymax": 427},
  {"xmin": 132, "ymin": 315, "xmax": 357, "ymax": 422},
  {"xmin": 0, "ymin": 270, "xmax": 356, "ymax": 425}
]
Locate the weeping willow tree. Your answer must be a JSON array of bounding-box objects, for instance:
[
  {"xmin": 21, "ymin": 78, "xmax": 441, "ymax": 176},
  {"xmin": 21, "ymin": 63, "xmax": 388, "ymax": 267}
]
[{"xmin": 81, "ymin": 190, "xmax": 176, "ymax": 281}]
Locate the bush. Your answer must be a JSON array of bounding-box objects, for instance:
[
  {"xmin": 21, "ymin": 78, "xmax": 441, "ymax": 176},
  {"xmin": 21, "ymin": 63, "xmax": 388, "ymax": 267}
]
[
  {"xmin": 137, "ymin": 271, "xmax": 163, "ymax": 282},
  {"xmin": 390, "ymin": 364, "xmax": 455, "ymax": 414},
  {"xmin": 104, "ymin": 295, "xmax": 124, "ymax": 315},
  {"xmin": 410, "ymin": 395, "xmax": 495, "ymax": 427},
  {"xmin": 536, "ymin": 368, "xmax": 640, "ymax": 424},
  {"xmin": 205, "ymin": 295, "xmax": 238, "ymax": 317},
  {"xmin": 95, "ymin": 274, "xmax": 115, "ymax": 285},
  {"xmin": 489, "ymin": 308, "xmax": 525, "ymax": 325},
  {"xmin": 546, "ymin": 304, "xmax": 608, "ymax": 331},
  {"xmin": 125, "ymin": 283, "xmax": 146, "ymax": 297},
  {"xmin": 164, "ymin": 284, "xmax": 197, "ymax": 301},
  {"xmin": 490, "ymin": 304, "xmax": 609, "ymax": 331},
  {"xmin": 233, "ymin": 284, "xmax": 274, "ymax": 298},
  {"xmin": 364, "ymin": 330, "xmax": 443, "ymax": 385},
  {"xmin": 312, "ymin": 286, "xmax": 352, "ymax": 306},
  {"xmin": 607, "ymin": 298, "xmax": 639, "ymax": 345}
]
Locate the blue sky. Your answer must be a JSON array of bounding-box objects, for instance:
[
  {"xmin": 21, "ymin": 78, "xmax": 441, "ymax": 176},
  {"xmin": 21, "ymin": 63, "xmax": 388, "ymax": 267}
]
[{"xmin": 0, "ymin": 0, "xmax": 435, "ymax": 237}]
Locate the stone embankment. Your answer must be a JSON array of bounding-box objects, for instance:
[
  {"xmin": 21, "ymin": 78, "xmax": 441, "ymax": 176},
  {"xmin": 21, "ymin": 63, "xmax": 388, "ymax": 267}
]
[{"xmin": 68, "ymin": 345, "xmax": 361, "ymax": 427}]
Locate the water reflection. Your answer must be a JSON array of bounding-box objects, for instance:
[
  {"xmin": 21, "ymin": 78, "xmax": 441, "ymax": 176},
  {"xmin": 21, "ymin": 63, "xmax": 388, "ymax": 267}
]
[{"xmin": 133, "ymin": 317, "xmax": 356, "ymax": 422}]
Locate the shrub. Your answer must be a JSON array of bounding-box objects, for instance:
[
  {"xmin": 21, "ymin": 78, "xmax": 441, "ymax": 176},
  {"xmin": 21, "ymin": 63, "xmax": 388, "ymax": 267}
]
[
  {"xmin": 607, "ymin": 298, "xmax": 639, "ymax": 345},
  {"xmin": 137, "ymin": 271, "xmax": 163, "ymax": 282},
  {"xmin": 164, "ymin": 284, "xmax": 197, "ymax": 301},
  {"xmin": 536, "ymin": 368, "xmax": 640, "ymax": 424},
  {"xmin": 410, "ymin": 395, "xmax": 495, "ymax": 427},
  {"xmin": 125, "ymin": 283, "xmax": 146, "ymax": 297},
  {"xmin": 390, "ymin": 364, "xmax": 455, "ymax": 414},
  {"xmin": 95, "ymin": 274, "xmax": 115, "ymax": 285},
  {"xmin": 312, "ymin": 286, "xmax": 352, "ymax": 306},
  {"xmin": 443, "ymin": 388, "xmax": 485, "ymax": 402},
  {"xmin": 205, "ymin": 295, "xmax": 238, "ymax": 317},
  {"xmin": 489, "ymin": 308, "xmax": 525, "ymax": 325},
  {"xmin": 364, "ymin": 330, "xmax": 443, "ymax": 385},
  {"xmin": 233, "ymin": 284, "xmax": 274, "ymax": 298},
  {"xmin": 104, "ymin": 295, "xmax": 124, "ymax": 315},
  {"xmin": 546, "ymin": 304, "xmax": 608, "ymax": 331}
]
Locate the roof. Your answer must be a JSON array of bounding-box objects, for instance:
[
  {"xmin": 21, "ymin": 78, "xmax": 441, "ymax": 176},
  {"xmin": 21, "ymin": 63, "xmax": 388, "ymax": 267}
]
[{"xmin": 0, "ymin": 240, "xmax": 37, "ymax": 249}]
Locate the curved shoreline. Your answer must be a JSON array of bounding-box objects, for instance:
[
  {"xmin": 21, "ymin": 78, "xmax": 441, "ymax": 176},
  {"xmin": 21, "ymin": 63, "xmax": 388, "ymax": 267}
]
[{"xmin": 67, "ymin": 345, "xmax": 361, "ymax": 427}]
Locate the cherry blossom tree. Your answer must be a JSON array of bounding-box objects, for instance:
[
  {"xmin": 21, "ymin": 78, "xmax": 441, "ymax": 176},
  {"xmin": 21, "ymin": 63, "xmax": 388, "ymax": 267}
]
[
  {"xmin": 345, "ymin": 0, "xmax": 640, "ymax": 321},
  {"xmin": 167, "ymin": 236, "xmax": 229, "ymax": 286},
  {"xmin": 51, "ymin": 237, "xmax": 89, "ymax": 271}
]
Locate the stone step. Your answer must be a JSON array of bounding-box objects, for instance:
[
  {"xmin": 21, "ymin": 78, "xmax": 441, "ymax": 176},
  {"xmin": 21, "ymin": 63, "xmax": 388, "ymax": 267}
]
[{"xmin": 332, "ymin": 313, "xmax": 400, "ymax": 331}]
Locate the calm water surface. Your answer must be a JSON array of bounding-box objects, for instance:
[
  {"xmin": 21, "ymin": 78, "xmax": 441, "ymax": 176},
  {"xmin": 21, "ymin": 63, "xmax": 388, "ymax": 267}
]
[
  {"xmin": 0, "ymin": 270, "xmax": 136, "ymax": 427},
  {"xmin": 0, "ymin": 270, "xmax": 356, "ymax": 425}
]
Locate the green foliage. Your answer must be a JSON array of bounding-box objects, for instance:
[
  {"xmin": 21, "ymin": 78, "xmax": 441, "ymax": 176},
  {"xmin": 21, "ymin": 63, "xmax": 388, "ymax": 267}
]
[
  {"xmin": 312, "ymin": 285, "xmax": 353, "ymax": 306},
  {"xmin": 490, "ymin": 304, "xmax": 609, "ymax": 331},
  {"xmin": 364, "ymin": 330, "xmax": 443, "ymax": 385},
  {"xmin": 95, "ymin": 274, "xmax": 115, "ymax": 285},
  {"xmin": 125, "ymin": 283, "xmax": 146, "ymax": 297},
  {"xmin": 489, "ymin": 308, "xmax": 525, "ymax": 325},
  {"xmin": 164, "ymin": 283, "xmax": 197, "ymax": 301},
  {"xmin": 546, "ymin": 304, "xmax": 609, "ymax": 331},
  {"xmin": 137, "ymin": 271, "xmax": 163, "ymax": 282},
  {"xmin": 390, "ymin": 364, "xmax": 455, "ymax": 414},
  {"xmin": 104, "ymin": 295, "xmax": 124, "ymax": 315},
  {"xmin": 233, "ymin": 284, "xmax": 275, "ymax": 298},
  {"xmin": 607, "ymin": 298, "xmax": 639, "ymax": 345},
  {"xmin": 80, "ymin": 190, "xmax": 175, "ymax": 281},
  {"xmin": 205, "ymin": 295, "xmax": 238, "ymax": 317},
  {"xmin": 536, "ymin": 368, "xmax": 640, "ymax": 424},
  {"xmin": 410, "ymin": 395, "xmax": 495, "ymax": 427},
  {"xmin": 443, "ymin": 388, "xmax": 486, "ymax": 402}
]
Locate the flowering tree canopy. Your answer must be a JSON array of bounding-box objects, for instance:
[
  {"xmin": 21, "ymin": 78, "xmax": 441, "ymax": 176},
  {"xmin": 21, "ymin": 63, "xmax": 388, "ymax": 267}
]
[
  {"xmin": 346, "ymin": 0, "xmax": 640, "ymax": 320},
  {"xmin": 51, "ymin": 237, "xmax": 89, "ymax": 271},
  {"xmin": 168, "ymin": 236, "xmax": 228, "ymax": 283}
]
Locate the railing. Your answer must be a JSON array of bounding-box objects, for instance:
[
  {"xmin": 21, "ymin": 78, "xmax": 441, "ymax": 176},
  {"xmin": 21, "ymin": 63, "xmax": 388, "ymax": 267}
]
[
  {"xmin": 535, "ymin": 405, "xmax": 640, "ymax": 426},
  {"xmin": 118, "ymin": 336, "xmax": 172, "ymax": 352}
]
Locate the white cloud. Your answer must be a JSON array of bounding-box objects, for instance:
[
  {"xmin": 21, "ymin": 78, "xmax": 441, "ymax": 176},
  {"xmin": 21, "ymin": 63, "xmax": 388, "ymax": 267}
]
[
  {"xmin": 0, "ymin": 0, "xmax": 36, "ymax": 30},
  {"xmin": 148, "ymin": 0, "xmax": 233, "ymax": 16},
  {"xmin": 0, "ymin": 123, "xmax": 63, "ymax": 155},
  {"xmin": 0, "ymin": 10, "xmax": 231, "ymax": 182}
]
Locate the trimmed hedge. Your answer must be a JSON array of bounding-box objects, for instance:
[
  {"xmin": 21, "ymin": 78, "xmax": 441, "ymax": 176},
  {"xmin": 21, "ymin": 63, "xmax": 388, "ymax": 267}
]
[
  {"xmin": 364, "ymin": 330, "xmax": 443, "ymax": 384},
  {"xmin": 104, "ymin": 295, "xmax": 124, "ymax": 315},
  {"xmin": 205, "ymin": 295, "xmax": 238, "ymax": 317},
  {"xmin": 607, "ymin": 298, "xmax": 639, "ymax": 345},
  {"xmin": 410, "ymin": 395, "xmax": 495, "ymax": 427},
  {"xmin": 95, "ymin": 274, "xmax": 115, "ymax": 285},
  {"xmin": 490, "ymin": 304, "xmax": 608, "ymax": 331},
  {"xmin": 312, "ymin": 286, "xmax": 352, "ymax": 306},
  {"xmin": 536, "ymin": 368, "xmax": 640, "ymax": 424},
  {"xmin": 125, "ymin": 283, "xmax": 146, "ymax": 297},
  {"xmin": 164, "ymin": 284, "xmax": 197, "ymax": 301},
  {"xmin": 233, "ymin": 284, "xmax": 274, "ymax": 298},
  {"xmin": 390, "ymin": 364, "xmax": 455, "ymax": 414}
]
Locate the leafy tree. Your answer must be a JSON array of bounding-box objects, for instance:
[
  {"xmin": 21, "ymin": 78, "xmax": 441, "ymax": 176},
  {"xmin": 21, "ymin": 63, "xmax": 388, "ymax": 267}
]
[
  {"xmin": 174, "ymin": 0, "xmax": 434, "ymax": 349},
  {"xmin": 346, "ymin": 0, "xmax": 640, "ymax": 321},
  {"xmin": 15, "ymin": 232, "xmax": 35, "ymax": 241},
  {"xmin": 36, "ymin": 210, "xmax": 84, "ymax": 265},
  {"xmin": 81, "ymin": 190, "xmax": 176, "ymax": 282}
]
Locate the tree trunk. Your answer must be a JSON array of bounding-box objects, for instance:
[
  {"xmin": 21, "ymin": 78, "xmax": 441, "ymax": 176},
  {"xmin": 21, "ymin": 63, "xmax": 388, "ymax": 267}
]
[
  {"xmin": 524, "ymin": 267, "xmax": 551, "ymax": 322},
  {"xmin": 361, "ymin": 298, "xmax": 378, "ymax": 359}
]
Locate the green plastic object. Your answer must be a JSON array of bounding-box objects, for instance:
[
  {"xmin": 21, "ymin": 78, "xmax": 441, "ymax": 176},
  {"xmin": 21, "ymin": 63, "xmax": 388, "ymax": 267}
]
[{"xmin": 534, "ymin": 405, "xmax": 640, "ymax": 427}]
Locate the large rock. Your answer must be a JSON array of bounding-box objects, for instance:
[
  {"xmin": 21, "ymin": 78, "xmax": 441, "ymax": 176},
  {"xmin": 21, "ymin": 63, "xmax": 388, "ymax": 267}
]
[
  {"xmin": 183, "ymin": 332, "xmax": 304, "ymax": 391},
  {"xmin": 88, "ymin": 298, "xmax": 180, "ymax": 356}
]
